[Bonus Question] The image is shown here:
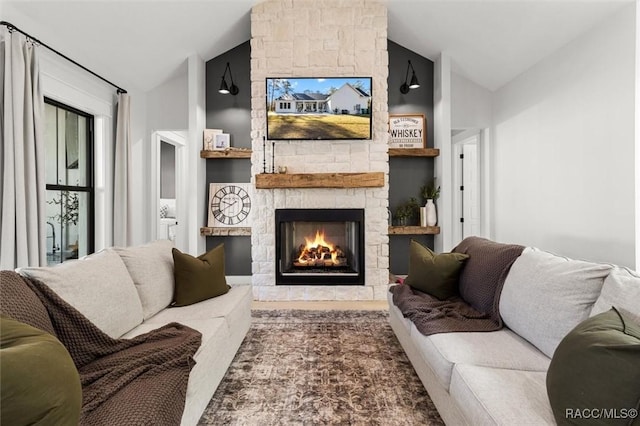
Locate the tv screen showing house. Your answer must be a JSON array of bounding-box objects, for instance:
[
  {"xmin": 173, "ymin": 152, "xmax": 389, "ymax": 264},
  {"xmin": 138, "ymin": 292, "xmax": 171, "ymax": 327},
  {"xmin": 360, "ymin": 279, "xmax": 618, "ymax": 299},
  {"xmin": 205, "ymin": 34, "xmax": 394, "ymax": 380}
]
[{"xmin": 266, "ymin": 77, "xmax": 372, "ymax": 140}]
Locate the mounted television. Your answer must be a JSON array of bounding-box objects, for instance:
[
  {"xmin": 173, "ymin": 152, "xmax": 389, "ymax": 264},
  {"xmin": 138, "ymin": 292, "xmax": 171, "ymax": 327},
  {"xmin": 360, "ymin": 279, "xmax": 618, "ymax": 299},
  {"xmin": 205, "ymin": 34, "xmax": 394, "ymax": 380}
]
[{"xmin": 266, "ymin": 77, "xmax": 372, "ymax": 140}]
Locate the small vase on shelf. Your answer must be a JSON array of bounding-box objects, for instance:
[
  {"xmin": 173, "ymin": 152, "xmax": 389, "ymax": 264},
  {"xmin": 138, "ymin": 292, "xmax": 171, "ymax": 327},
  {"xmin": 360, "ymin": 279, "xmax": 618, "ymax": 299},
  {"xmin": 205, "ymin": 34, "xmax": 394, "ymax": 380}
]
[{"xmin": 425, "ymin": 199, "xmax": 437, "ymax": 226}]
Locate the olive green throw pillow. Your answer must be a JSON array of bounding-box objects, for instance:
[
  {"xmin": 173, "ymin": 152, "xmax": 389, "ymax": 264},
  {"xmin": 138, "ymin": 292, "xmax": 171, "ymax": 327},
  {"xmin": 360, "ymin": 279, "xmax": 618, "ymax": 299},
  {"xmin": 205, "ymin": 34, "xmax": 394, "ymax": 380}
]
[
  {"xmin": 1, "ymin": 316, "xmax": 82, "ymax": 425},
  {"xmin": 404, "ymin": 240, "xmax": 469, "ymax": 300},
  {"xmin": 172, "ymin": 244, "xmax": 230, "ymax": 307},
  {"xmin": 546, "ymin": 308, "xmax": 640, "ymax": 425}
]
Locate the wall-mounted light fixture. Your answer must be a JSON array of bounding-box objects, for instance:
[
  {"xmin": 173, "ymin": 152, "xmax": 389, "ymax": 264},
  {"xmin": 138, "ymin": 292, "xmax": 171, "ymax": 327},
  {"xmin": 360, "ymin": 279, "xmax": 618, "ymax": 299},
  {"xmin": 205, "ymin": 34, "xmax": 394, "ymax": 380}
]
[
  {"xmin": 219, "ymin": 62, "xmax": 239, "ymax": 95},
  {"xmin": 400, "ymin": 60, "xmax": 420, "ymax": 94}
]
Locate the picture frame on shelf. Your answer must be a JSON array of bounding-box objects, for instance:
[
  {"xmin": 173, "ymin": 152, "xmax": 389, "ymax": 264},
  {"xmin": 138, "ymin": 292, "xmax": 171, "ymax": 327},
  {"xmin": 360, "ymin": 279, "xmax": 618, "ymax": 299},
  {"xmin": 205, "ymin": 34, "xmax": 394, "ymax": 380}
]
[
  {"xmin": 214, "ymin": 133, "xmax": 230, "ymax": 151},
  {"xmin": 388, "ymin": 113, "xmax": 426, "ymax": 148},
  {"xmin": 203, "ymin": 129, "xmax": 222, "ymax": 151}
]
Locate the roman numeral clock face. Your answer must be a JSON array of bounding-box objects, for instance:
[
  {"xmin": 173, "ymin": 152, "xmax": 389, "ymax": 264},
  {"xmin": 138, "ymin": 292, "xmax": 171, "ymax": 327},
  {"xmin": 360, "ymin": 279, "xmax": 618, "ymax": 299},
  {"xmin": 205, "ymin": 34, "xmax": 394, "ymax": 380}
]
[{"xmin": 209, "ymin": 184, "xmax": 251, "ymax": 227}]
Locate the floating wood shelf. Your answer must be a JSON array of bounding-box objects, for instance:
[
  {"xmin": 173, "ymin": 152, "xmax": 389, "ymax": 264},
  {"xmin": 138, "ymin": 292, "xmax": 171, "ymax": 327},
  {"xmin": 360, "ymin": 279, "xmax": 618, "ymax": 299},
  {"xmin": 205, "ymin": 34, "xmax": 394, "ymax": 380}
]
[
  {"xmin": 388, "ymin": 148, "xmax": 439, "ymax": 157},
  {"xmin": 200, "ymin": 149, "xmax": 252, "ymax": 159},
  {"xmin": 388, "ymin": 225, "xmax": 440, "ymax": 235},
  {"xmin": 200, "ymin": 227, "xmax": 251, "ymax": 236},
  {"xmin": 255, "ymin": 172, "xmax": 385, "ymax": 189}
]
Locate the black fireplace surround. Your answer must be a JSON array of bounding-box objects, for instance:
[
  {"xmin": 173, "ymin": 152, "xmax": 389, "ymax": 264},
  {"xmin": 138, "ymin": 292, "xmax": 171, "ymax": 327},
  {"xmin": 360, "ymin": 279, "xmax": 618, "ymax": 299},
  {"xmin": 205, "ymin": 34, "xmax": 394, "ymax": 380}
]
[{"xmin": 275, "ymin": 208, "xmax": 365, "ymax": 285}]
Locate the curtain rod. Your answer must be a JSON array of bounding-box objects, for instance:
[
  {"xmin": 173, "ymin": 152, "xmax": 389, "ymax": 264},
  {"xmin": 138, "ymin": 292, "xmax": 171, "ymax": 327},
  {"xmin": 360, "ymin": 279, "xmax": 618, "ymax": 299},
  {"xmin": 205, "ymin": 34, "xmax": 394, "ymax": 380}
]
[{"xmin": 1, "ymin": 20, "xmax": 127, "ymax": 94}]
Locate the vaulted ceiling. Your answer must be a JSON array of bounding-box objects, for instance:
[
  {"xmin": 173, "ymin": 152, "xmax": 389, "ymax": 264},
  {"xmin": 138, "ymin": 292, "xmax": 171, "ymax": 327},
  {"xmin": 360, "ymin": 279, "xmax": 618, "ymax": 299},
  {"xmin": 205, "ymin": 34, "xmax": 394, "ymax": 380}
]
[{"xmin": 3, "ymin": 0, "xmax": 632, "ymax": 93}]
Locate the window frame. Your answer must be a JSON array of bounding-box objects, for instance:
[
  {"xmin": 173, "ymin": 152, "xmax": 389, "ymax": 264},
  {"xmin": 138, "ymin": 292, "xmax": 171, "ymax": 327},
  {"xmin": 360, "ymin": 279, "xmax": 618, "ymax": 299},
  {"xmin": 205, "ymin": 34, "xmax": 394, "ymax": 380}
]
[{"xmin": 44, "ymin": 97, "xmax": 95, "ymax": 257}]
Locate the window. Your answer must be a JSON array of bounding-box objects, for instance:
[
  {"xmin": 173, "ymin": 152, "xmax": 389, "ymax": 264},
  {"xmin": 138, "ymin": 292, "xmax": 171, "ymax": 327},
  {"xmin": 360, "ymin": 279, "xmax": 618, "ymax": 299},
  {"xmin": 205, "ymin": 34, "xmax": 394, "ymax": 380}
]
[{"xmin": 44, "ymin": 99, "xmax": 94, "ymax": 265}]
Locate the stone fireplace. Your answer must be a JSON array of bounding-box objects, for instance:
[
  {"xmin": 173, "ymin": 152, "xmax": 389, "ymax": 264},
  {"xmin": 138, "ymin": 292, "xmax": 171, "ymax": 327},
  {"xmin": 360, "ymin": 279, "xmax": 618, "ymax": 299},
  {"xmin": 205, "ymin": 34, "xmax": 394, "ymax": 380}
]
[
  {"xmin": 275, "ymin": 209, "xmax": 365, "ymax": 286},
  {"xmin": 250, "ymin": 0, "xmax": 389, "ymax": 300}
]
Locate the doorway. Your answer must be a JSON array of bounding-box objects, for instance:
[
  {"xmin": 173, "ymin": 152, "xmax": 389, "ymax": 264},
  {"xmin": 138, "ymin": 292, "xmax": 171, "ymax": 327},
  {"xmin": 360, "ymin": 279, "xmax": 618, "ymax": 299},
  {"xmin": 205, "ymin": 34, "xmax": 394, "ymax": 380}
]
[
  {"xmin": 151, "ymin": 131, "xmax": 186, "ymax": 250},
  {"xmin": 452, "ymin": 129, "xmax": 488, "ymax": 245}
]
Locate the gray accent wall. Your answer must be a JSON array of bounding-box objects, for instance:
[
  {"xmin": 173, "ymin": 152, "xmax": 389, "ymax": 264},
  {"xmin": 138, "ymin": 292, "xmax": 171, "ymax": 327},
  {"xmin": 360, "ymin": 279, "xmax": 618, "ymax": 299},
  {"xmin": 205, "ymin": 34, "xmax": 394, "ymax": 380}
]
[
  {"xmin": 388, "ymin": 40, "xmax": 435, "ymax": 274},
  {"xmin": 205, "ymin": 41, "xmax": 252, "ymax": 275}
]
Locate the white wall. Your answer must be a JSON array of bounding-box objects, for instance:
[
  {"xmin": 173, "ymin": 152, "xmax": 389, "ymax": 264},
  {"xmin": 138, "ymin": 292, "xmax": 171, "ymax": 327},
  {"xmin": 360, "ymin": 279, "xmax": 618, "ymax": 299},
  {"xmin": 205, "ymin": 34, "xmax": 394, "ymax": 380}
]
[
  {"xmin": 451, "ymin": 72, "xmax": 492, "ymax": 130},
  {"xmin": 129, "ymin": 64, "xmax": 188, "ymax": 245},
  {"xmin": 146, "ymin": 64, "xmax": 189, "ymax": 132},
  {"xmin": 491, "ymin": 4, "xmax": 636, "ymax": 267}
]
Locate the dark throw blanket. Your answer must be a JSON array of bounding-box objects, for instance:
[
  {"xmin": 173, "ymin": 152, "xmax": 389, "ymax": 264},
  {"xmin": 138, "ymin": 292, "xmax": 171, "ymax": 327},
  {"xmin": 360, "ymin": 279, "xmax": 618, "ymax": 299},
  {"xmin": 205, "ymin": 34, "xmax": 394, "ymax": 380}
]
[
  {"xmin": 391, "ymin": 237, "xmax": 524, "ymax": 336},
  {"xmin": 391, "ymin": 285, "xmax": 504, "ymax": 335},
  {"xmin": 1, "ymin": 271, "xmax": 201, "ymax": 426}
]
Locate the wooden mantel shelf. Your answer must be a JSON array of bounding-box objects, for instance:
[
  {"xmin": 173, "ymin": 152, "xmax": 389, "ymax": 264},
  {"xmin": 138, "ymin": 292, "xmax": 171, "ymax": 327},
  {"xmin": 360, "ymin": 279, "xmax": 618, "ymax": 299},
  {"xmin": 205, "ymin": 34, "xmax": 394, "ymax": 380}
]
[
  {"xmin": 200, "ymin": 149, "xmax": 252, "ymax": 159},
  {"xmin": 200, "ymin": 227, "xmax": 251, "ymax": 236},
  {"xmin": 388, "ymin": 225, "xmax": 440, "ymax": 235},
  {"xmin": 388, "ymin": 148, "xmax": 439, "ymax": 157},
  {"xmin": 255, "ymin": 172, "xmax": 385, "ymax": 189}
]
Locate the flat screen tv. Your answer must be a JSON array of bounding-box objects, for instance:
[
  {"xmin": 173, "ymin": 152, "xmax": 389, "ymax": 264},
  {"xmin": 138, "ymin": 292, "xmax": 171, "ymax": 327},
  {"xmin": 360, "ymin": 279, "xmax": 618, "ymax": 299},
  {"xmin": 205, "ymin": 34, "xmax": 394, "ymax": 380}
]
[{"xmin": 266, "ymin": 77, "xmax": 372, "ymax": 140}]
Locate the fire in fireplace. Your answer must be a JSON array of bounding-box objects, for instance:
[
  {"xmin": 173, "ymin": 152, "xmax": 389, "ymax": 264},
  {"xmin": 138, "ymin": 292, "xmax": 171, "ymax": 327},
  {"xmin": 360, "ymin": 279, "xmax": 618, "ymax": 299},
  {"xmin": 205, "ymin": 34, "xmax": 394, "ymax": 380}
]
[
  {"xmin": 293, "ymin": 229, "xmax": 347, "ymax": 268},
  {"xmin": 275, "ymin": 209, "xmax": 364, "ymax": 285}
]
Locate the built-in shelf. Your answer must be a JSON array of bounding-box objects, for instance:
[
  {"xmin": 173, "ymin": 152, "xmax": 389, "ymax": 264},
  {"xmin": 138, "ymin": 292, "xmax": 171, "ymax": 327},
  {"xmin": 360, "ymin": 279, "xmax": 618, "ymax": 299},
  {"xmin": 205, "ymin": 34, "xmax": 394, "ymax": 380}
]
[
  {"xmin": 200, "ymin": 227, "xmax": 251, "ymax": 236},
  {"xmin": 255, "ymin": 172, "xmax": 385, "ymax": 189},
  {"xmin": 388, "ymin": 148, "xmax": 439, "ymax": 157},
  {"xmin": 200, "ymin": 149, "xmax": 252, "ymax": 159},
  {"xmin": 388, "ymin": 225, "xmax": 440, "ymax": 235}
]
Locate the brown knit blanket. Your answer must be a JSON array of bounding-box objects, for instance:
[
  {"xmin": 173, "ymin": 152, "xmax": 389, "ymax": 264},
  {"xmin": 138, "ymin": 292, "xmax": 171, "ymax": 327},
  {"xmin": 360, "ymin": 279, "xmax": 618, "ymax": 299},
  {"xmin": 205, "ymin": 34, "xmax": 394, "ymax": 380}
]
[
  {"xmin": 391, "ymin": 285, "xmax": 504, "ymax": 334},
  {"xmin": 0, "ymin": 271, "xmax": 201, "ymax": 426},
  {"xmin": 391, "ymin": 237, "xmax": 524, "ymax": 336}
]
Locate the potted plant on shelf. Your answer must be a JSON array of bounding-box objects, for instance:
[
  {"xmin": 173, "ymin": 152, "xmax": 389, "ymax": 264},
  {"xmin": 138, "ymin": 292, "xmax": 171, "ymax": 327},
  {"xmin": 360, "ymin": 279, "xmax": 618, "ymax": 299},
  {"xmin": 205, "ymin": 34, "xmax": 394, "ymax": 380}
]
[
  {"xmin": 420, "ymin": 179, "xmax": 440, "ymax": 226},
  {"xmin": 394, "ymin": 197, "xmax": 420, "ymax": 226}
]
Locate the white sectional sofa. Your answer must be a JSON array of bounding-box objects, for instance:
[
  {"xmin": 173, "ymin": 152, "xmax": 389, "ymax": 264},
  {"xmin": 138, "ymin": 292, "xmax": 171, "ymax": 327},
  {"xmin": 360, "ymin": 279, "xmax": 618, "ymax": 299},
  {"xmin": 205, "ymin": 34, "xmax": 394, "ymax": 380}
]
[
  {"xmin": 388, "ymin": 245, "xmax": 640, "ymax": 425},
  {"xmin": 19, "ymin": 240, "xmax": 252, "ymax": 426}
]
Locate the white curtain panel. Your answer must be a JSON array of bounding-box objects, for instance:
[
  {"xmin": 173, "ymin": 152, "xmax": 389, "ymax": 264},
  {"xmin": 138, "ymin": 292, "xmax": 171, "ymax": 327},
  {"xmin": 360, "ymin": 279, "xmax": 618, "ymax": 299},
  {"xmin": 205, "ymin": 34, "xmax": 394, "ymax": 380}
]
[
  {"xmin": 0, "ymin": 27, "xmax": 46, "ymax": 269},
  {"xmin": 113, "ymin": 92, "xmax": 132, "ymax": 246}
]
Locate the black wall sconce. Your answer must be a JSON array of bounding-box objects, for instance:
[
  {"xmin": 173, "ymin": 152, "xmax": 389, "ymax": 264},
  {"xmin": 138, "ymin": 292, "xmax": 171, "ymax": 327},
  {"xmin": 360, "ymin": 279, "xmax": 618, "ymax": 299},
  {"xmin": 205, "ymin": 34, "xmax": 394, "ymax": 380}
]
[
  {"xmin": 400, "ymin": 60, "xmax": 420, "ymax": 94},
  {"xmin": 219, "ymin": 62, "xmax": 239, "ymax": 95}
]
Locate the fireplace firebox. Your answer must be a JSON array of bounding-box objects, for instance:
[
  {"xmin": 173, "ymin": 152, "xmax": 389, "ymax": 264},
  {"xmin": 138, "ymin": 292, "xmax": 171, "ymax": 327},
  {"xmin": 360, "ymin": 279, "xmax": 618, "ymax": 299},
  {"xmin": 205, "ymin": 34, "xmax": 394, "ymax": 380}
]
[{"xmin": 275, "ymin": 209, "xmax": 364, "ymax": 285}]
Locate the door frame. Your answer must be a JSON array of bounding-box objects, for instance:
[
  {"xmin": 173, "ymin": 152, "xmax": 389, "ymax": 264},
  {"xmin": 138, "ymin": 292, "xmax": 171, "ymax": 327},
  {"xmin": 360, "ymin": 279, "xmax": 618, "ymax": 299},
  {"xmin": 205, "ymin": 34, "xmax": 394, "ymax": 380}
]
[
  {"xmin": 150, "ymin": 130, "xmax": 187, "ymax": 251},
  {"xmin": 452, "ymin": 128, "xmax": 491, "ymax": 245}
]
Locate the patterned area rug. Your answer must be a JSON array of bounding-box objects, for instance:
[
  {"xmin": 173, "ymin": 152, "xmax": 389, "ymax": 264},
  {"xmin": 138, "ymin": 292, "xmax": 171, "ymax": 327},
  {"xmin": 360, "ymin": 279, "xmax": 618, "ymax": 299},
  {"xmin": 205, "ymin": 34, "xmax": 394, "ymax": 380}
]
[{"xmin": 198, "ymin": 310, "xmax": 444, "ymax": 425}]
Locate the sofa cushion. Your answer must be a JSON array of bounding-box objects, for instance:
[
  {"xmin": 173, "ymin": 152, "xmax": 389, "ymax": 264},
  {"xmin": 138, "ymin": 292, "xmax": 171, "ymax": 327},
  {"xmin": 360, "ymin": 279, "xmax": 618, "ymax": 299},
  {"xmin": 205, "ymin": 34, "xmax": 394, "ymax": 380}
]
[
  {"xmin": 499, "ymin": 247, "xmax": 611, "ymax": 358},
  {"xmin": 450, "ymin": 364, "xmax": 554, "ymax": 425},
  {"xmin": 410, "ymin": 321, "xmax": 550, "ymax": 389},
  {"xmin": 404, "ymin": 240, "xmax": 469, "ymax": 300},
  {"xmin": 0, "ymin": 316, "xmax": 82, "ymax": 425},
  {"xmin": 19, "ymin": 249, "xmax": 144, "ymax": 338},
  {"xmin": 146, "ymin": 285, "xmax": 253, "ymax": 332},
  {"xmin": 452, "ymin": 236, "xmax": 524, "ymax": 314},
  {"xmin": 591, "ymin": 267, "xmax": 640, "ymax": 321},
  {"xmin": 172, "ymin": 244, "xmax": 230, "ymax": 307},
  {"xmin": 0, "ymin": 270, "xmax": 56, "ymax": 335},
  {"xmin": 546, "ymin": 308, "xmax": 640, "ymax": 425},
  {"xmin": 113, "ymin": 240, "xmax": 174, "ymax": 319}
]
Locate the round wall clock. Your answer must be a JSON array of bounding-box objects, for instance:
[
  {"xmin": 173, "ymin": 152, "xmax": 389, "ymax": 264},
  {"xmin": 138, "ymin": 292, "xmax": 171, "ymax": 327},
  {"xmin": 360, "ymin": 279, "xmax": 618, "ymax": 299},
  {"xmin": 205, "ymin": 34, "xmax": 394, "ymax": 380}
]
[{"xmin": 208, "ymin": 183, "xmax": 252, "ymax": 227}]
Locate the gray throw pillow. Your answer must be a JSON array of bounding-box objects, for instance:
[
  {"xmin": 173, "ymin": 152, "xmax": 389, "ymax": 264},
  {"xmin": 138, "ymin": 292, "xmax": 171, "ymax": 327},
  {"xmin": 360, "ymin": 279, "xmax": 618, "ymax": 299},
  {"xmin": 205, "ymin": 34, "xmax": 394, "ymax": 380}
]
[{"xmin": 499, "ymin": 248, "xmax": 611, "ymax": 358}]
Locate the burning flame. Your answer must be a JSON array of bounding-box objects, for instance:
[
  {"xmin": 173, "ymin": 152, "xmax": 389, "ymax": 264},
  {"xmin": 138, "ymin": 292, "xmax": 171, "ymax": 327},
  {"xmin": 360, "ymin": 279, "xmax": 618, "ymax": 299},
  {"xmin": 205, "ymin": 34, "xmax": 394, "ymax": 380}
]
[
  {"xmin": 304, "ymin": 230, "xmax": 334, "ymax": 252},
  {"xmin": 296, "ymin": 229, "xmax": 342, "ymax": 266}
]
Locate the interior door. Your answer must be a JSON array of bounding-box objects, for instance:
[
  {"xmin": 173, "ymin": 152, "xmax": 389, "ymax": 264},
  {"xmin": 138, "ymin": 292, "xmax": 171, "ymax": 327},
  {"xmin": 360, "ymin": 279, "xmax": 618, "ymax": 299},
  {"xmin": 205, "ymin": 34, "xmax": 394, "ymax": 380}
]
[
  {"xmin": 452, "ymin": 130, "xmax": 482, "ymax": 245},
  {"xmin": 462, "ymin": 143, "xmax": 480, "ymax": 238}
]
